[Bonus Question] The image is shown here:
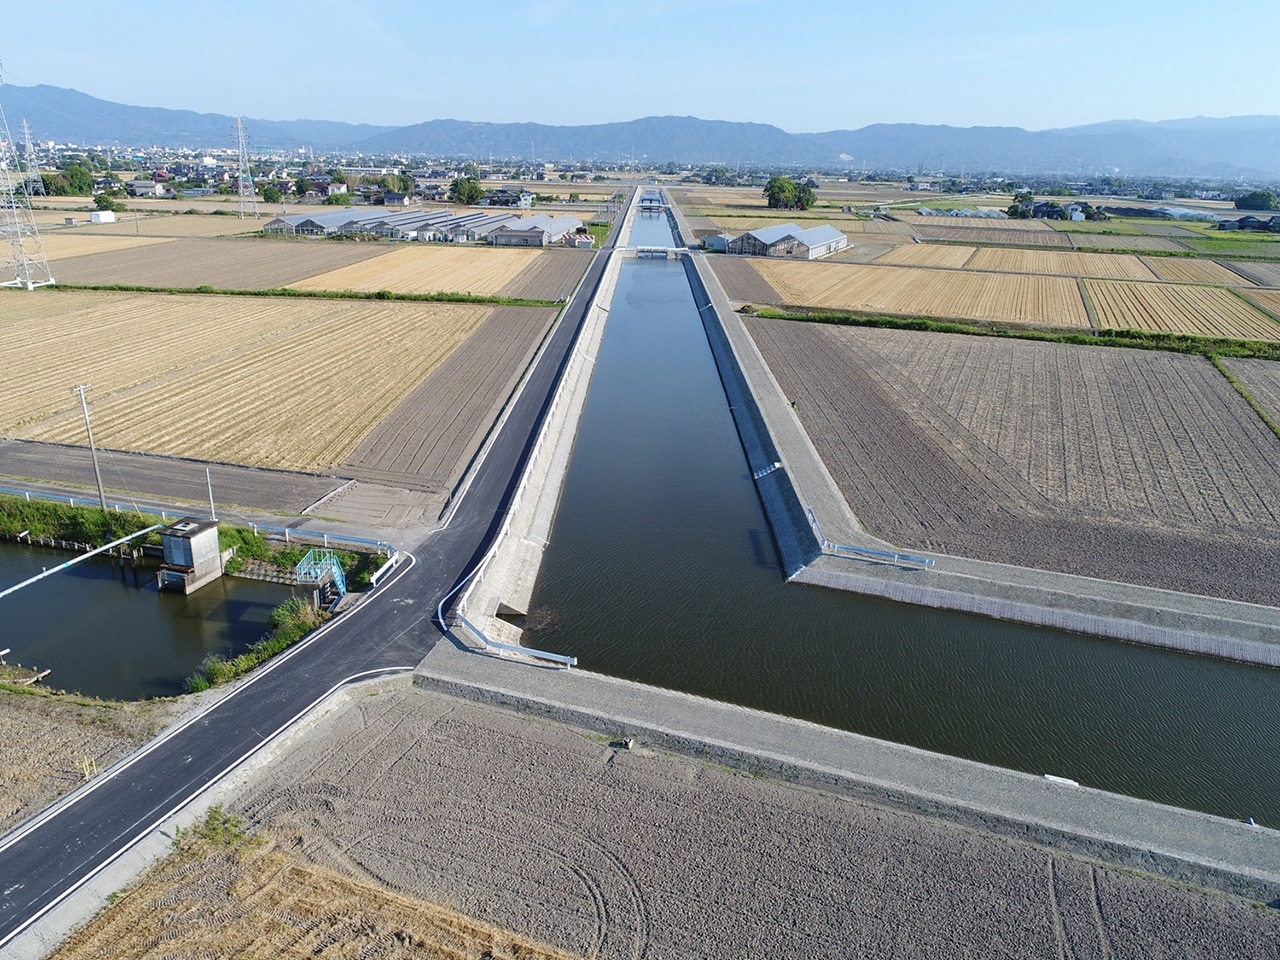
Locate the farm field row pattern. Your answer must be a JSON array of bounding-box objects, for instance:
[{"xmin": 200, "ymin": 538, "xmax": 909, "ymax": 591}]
[
  {"xmin": 1, "ymin": 290, "xmax": 493, "ymax": 472},
  {"xmin": 726, "ymin": 258, "xmax": 1280, "ymax": 341},
  {"xmin": 1083, "ymin": 281, "xmax": 1280, "ymax": 341},
  {"xmin": 290, "ymin": 245, "xmax": 544, "ymax": 295},
  {"xmin": 750, "ymin": 259, "xmax": 1090, "ymax": 327},
  {"xmin": 745, "ymin": 319, "xmax": 1280, "ymax": 605}
]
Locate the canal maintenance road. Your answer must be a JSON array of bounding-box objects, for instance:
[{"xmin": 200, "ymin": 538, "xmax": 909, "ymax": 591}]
[{"xmin": 0, "ymin": 196, "xmax": 631, "ymax": 951}]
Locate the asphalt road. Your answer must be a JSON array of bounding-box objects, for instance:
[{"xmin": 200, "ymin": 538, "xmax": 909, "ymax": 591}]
[{"xmin": 0, "ymin": 197, "xmax": 628, "ymax": 948}]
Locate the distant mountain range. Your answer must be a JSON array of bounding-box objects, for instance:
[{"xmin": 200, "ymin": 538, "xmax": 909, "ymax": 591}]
[{"xmin": 4, "ymin": 83, "xmax": 1279, "ymax": 179}]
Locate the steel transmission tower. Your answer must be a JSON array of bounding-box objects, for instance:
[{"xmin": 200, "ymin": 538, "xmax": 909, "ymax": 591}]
[
  {"xmin": 21, "ymin": 119, "xmax": 43, "ymax": 196},
  {"xmin": 0, "ymin": 67, "xmax": 53, "ymax": 289},
  {"xmin": 236, "ymin": 117, "xmax": 258, "ymax": 220}
]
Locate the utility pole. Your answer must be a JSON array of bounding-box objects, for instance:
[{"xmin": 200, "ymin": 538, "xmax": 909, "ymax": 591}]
[{"xmin": 73, "ymin": 385, "xmax": 108, "ymax": 511}]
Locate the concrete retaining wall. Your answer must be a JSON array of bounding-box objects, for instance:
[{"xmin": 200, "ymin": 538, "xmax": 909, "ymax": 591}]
[
  {"xmin": 681, "ymin": 253, "xmax": 820, "ymax": 577},
  {"xmin": 413, "ymin": 651, "xmax": 1280, "ymax": 904}
]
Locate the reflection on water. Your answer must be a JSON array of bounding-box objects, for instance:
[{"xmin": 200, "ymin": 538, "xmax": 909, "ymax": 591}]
[{"xmin": 0, "ymin": 541, "xmax": 295, "ymax": 700}]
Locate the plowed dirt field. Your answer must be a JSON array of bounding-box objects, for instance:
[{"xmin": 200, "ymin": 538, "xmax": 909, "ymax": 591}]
[
  {"xmin": 746, "ymin": 320, "xmax": 1280, "ymax": 604},
  {"xmin": 1141, "ymin": 257, "xmax": 1253, "ymax": 285},
  {"xmin": 208, "ymin": 687, "xmax": 1280, "ymax": 960},
  {"xmin": 46, "ymin": 237, "xmax": 387, "ymax": 289}
]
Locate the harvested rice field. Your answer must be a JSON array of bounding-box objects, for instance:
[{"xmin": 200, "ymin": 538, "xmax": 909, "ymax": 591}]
[
  {"xmin": 1242, "ymin": 288, "xmax": 1280, "ymax": 318},
  {"xmin": 1140, "ymin": 257, "xmax": 1254, "ymax": 285},
  {"xmin": 750, "ymin": 259, "xmax": 1090, "ymax": 327},
  {"xmin": 342, "ymin": 305, "xmax": 559, "ymax": 496},
  {"xmin": 966, "ymin": 247, "xmax": 1156, "ymax": 280},
  {"xmin": 707, "ymin": 216, "xmax": 911, "ymax": 235},
  {"xmin": 0, "ymin": 289, "xmax": 502, "ymax": 472},
  {"xmin": 912, "ymin": 224, "xmax": 1073, "ymax": 246},
  {"xmin": 291, "ymin": 245, "xmax": 543, "ymax": 295},
  {"xmin": 873, "ymin": 244, "xmax": 976, "ymax": 268},
  {"xmin": 894, "ymin": 213, "xmax": 1053, "ymax": 231},
  {"xmin": 47, "ymin": 237, "xmax": 388, "ymax": 289},
  {"xmin": 1083, "ymin": 280, "xmax": 1280, "ymax": 340},
  {"xmin": 746, "ymin": 320, "xmax": 1280, "ymax": 604},
  {"xmin": 61, "ymin": 213, "xmax": 260, "ymax": 238},
  {"xmin": 38, "ymin": 233, "xmax": 174, "ymax": 260},
  {"xmin": 1068, "ymin": 234, "xmax": 1187, "ymax": 252},
  {"xmin": 1223, "ymin": 260, "xmax": 1280, "ymax": 287}
]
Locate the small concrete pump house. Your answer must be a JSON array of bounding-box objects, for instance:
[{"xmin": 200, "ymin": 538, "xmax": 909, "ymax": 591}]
[{"xmin": 157, "ymin": 517, "xmax": 223, "ymax": 594}]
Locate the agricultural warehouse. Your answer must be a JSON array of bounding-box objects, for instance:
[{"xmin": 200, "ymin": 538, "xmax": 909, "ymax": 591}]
[
  {"xmin": 490, "ymin": 215, "xmax": 583, "ymax": 247},
  {"xmin": 262, "ymin": 208, "xmax": 523, "ymax": 243},
  {"xmin": 724, "ymin": 223, "xmax": 848, "ymax": 259}
]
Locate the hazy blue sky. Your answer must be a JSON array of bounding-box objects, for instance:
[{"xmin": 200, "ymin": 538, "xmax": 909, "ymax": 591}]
[{"xmin": 5, "ymin": 0, "xmax": 1278, "ymax": 131}]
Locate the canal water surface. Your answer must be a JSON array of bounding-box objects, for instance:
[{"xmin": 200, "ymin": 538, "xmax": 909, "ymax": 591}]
[
  {"xmin": 528, "ymin": 215, "xmax": 1280, "ymax": 825},
  {"xmin": 0, "ymin": 541, "xmax": 295, "ymax": 700}
]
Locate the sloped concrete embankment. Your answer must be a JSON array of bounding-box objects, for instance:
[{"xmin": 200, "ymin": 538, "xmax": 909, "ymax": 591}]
[
  {"xmin": 457, "ymin": 251, "xmax": 627, "ymax": 645},
  {"xmin": 681, "ymin": 252, "xmax": 820, "ymax": 577}
]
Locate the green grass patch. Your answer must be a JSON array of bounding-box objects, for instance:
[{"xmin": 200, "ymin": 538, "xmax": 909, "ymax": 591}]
[
  {"xmin": 586, "ymin": 222, "xmax": 610, "ymax": 247},
  {"xmin": 1045, "ymin": 219, "xmax": 1150, "ymax": 235},
  {"xmin": 42, "ymin": 282, "xmax": 560, "ymax": 309},
  {"xmin": 748, "ymin": 306, "xmax": 1280, "ymax": 362},
  {"xmin": 183, "ymin": 595, "xmax": 322, "ymax": 693},
  {"xmin": 217, "ymin": 523, "xmax": 385, "ymax": 589},
  {"xmin": 1180, "ymin": 237, "xmax": 1280, "ymax": 260},
  {"xmin": 0, "ymin": 493, "xmax": 163, "ymax": 544},
  {"xmin": 172, "ymin": 805, "xmax": 253, "ymax": 852}
]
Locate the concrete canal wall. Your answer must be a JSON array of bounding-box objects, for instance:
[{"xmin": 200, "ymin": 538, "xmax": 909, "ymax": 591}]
[{"xmin": 686, "ymin": 250, "xmax": 1280, "ymax": 669}]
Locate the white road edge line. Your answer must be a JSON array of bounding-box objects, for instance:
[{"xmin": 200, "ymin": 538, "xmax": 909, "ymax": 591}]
[
  {"xmin": 0, "ymin": 551, "xmax": 418, "ymax": 856},
  {"xmin": 0, "ymin": 664, "xmax": 415, "ymax": 949}
]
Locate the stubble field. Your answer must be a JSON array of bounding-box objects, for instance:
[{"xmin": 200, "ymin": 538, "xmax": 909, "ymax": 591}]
[
  {"xmin": 746, "ymin": 320, "xmax": 1280, "ymax": 603},
  {"xmin": 873, "ymin": 244, "xmax": 977, "ymax": 268},
  {"xmin": 1083, "ymin": 280, "xmax": 1280, "ymax": 340},
  {"xmin": 37, "ymin": 233, "xmax": 174, "ymax": 261},
  {"xmin": 965, "ymin": 247, "xmax": 1157, "ymax": 280},
  {"xmin": 749, "ymin": 259, "xmax": 1091, "ymax": 327},
  {"xmin": 341, "ymin": 305, "xmax": 558, "ymax": 496},
  {"xmin": 290, "ymin": 245, "xmax": 559, "ymax": 296},
  {"xmin": 61, "ymin": 213, "xmax": 260, "ymax": 238},
  {"xmin": 912, "ymin": 224, "xmax": 1073, "ymax": 246},
  {"xmin": 0, "ymin": 290, "xmax": 496, "ymax": 472},
  {"xmin": 1140, "ymin": 257, "xmax": 1252, "ymax": 285}
]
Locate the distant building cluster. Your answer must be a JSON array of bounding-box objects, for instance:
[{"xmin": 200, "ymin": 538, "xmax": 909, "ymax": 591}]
[
  {"xmin": 1218, "ymin": 215, "xmax": 1280, "ymax": 232},
  {"xmin": 262, "ymin": 208, "xmax": 588, "ymax": 247},
  {"xmin": 704, "ymin": 223, "xmax": 848, "ymax": 260}
]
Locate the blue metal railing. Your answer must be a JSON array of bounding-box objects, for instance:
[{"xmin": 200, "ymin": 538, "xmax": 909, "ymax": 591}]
[
  {"xmin": 807, "ymin": 508, "xmax": 934, "ymax": 571},
  {"xmin": 295, "ymin": 548, "xmax": 347, "ymax": 597}
]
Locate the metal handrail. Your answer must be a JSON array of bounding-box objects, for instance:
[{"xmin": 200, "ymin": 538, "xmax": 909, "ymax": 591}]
[{"xmin": 807, "ymin": 508, "xmax": 934, "ymax": 571}]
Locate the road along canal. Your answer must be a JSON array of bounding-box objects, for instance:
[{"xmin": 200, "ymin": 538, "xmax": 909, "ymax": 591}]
[{"xmin": 524, "ymin": 214, "xmax": 1280, "ymax": 827}]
